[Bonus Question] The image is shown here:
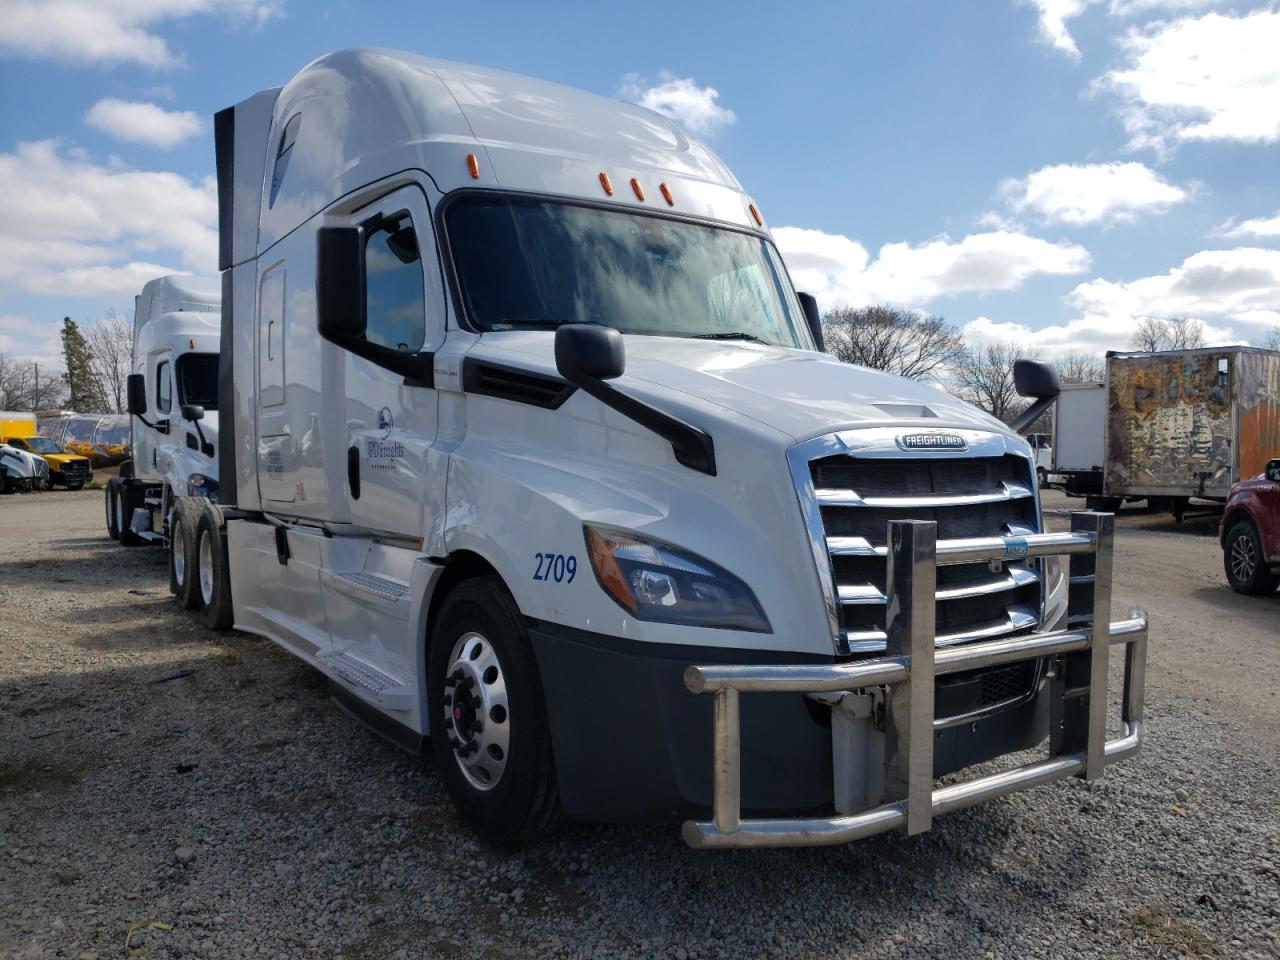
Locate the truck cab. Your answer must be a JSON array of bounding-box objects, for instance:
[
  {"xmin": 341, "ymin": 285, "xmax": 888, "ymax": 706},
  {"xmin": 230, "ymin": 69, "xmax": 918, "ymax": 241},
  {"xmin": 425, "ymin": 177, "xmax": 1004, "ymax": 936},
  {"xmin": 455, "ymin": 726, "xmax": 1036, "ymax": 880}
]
[{"xmin": 183, "ymin": 50, "xmax": 1147, "ymax": 848}]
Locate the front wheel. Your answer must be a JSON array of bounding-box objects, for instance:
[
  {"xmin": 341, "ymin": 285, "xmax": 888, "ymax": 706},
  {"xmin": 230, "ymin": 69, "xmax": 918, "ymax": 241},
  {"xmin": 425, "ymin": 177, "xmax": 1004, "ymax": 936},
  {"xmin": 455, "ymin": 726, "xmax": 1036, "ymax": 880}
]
[
  {"xmin": 105, "ymin": 480, "xmax": 120, "ymax": 538},
  {"xmin": 195, "ymin": 504, "xmax": 234, "ymax": 629},
  {"xmin": 170, "ymin": 498, "xmax": 203, "ymax": 610},
  {"xmin": 427, "ymin": 577, "xmax": 559, "ymax": 847},
  {"xmin": 1224, "ymin": 520, "xmax": 1279, "ymax": 596},
  {"xmin": 41, "ymin": 474, "xmax": 54, "ymax": 491}
]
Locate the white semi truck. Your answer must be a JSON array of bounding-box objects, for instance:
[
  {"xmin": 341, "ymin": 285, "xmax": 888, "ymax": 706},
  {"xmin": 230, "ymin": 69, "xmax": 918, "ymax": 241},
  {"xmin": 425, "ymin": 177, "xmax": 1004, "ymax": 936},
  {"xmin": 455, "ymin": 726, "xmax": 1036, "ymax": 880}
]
[
  {"xmin": 170, "ymin": 49, "xmax": 1147, "ymax": 848},
  {"xmin": 109, "ymin": 275, "xmax": 222, "ymax": 604}
]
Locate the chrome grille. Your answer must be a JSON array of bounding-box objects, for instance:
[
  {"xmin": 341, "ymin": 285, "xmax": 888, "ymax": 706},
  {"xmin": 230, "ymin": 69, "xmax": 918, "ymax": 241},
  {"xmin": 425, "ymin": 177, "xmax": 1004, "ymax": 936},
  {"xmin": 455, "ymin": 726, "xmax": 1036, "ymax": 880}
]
[{"xmin": 789, "ymin": 428, "xmax": 1045, "ymax": 720}]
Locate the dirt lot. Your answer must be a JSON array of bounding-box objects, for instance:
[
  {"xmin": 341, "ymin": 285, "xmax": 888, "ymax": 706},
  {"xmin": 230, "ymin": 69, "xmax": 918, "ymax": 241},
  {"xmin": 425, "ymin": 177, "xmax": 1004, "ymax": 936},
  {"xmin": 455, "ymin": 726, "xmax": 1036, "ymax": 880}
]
[{"xmin": 1, "ymin": 489, "xmax": 1276, "ymax": 959}]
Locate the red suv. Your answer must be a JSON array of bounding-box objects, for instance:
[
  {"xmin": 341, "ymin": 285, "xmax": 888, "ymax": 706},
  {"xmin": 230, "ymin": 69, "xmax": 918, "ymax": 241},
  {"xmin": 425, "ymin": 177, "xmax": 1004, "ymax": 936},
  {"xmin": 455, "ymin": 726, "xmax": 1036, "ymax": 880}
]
[{"xmin": 1221, "ymin": 458, "xmax": 1280, "ymax": 595}]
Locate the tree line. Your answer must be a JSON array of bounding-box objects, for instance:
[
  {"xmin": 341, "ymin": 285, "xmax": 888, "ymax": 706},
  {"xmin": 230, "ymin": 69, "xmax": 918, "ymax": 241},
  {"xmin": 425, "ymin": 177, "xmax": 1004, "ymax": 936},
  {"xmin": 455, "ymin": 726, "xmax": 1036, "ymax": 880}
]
[{"xmin": 1, "ymin": 314, "xmax": 131, "ymax": 413}]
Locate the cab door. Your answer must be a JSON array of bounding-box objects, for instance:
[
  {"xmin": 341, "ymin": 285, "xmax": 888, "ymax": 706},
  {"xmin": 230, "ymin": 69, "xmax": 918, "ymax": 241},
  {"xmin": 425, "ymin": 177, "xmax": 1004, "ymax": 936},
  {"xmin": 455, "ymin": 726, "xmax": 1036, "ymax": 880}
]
[{"xmin": 339, "ymin": 184, "xmax": 445, "ymax": 539}]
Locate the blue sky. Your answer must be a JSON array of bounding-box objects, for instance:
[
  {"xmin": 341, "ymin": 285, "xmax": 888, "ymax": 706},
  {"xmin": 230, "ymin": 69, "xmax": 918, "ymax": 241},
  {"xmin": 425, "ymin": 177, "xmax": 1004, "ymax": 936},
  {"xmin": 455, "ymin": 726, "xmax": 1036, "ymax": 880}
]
[{"xmin": 2, "ymin": 0, "xmax": 1278, "ymax": 366}]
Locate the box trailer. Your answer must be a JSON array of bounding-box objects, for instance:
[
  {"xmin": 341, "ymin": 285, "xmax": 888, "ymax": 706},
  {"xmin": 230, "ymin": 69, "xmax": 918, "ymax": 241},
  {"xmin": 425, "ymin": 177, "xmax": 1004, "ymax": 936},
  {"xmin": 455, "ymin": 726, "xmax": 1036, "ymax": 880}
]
[
  {"xmin": 1052, "ymin": 382, "xmax": 1105, "ymax": 497},
  {"xmin": 1104, "ymin": 347, "xmax": 1280, "ymax": 515},
  {"xmin": 161, "ymin": 49, "xmax": 1147, "ymax": 849}
]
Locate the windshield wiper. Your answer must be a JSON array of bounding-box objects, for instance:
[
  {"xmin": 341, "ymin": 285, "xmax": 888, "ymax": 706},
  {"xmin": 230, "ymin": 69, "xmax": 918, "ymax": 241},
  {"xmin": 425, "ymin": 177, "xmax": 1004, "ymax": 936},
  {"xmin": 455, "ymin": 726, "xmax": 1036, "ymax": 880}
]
[{"xmin": 691, "ymin": 331, "xmax": 769, "ymax": 344}]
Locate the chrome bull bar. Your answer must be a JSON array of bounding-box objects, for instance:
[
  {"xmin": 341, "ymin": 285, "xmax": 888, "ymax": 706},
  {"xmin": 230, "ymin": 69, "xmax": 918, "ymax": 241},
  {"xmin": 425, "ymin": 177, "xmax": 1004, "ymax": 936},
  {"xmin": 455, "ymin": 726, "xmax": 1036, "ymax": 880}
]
[{"xmin": 681, "ymin": 512, "xmax": 1147, "ymax": 849}]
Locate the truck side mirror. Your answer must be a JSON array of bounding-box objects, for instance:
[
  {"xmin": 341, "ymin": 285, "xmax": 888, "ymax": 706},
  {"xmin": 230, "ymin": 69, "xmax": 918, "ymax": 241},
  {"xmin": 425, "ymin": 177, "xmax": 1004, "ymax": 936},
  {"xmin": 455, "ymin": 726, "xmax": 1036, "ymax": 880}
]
[
  {"xmin": 1008, "ymin": 359, "xmax": 1061, "ymax": 435},
  {"xmin": 317, "ymin": 227, "xmax": 368, "ymax": 342},
  {"xmin": 1267, "ymin": 459, "xmax": 1280, "ymax": 482},
  {"xmin": 316, "ymin": 226, "xmax": 433, "ymax": 386},
  {"xmin": 554, "ymin": 323, "xmax": 715, "ymax": 475},
  {"xmin": 181, "ymin": 404, "xmax": 205, "ymax": 422},
  {"xmin": 796, "ymin": 292, "xmax": 825, "ymax": 352},
  {"xmin": 126, "ymin": 373, "xmax": 147, "ymax": 416},
  {"xmin": 554, "ymin": 324, "xmax": 624, "ymax": 381}
]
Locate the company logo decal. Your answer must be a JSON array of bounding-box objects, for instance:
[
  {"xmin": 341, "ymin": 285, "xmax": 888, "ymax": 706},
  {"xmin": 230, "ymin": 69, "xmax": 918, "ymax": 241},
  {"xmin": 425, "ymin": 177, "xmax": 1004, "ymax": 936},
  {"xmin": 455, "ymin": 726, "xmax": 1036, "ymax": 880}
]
[
  {"xmin": 895, "ymin": 432, "xmax": 968, "ymax": 452},
  {"xmin": 1003, "ymin": 538, "xmax": 1030, "ymax": 560},
  {"xmin": 376, "ymin": 406, "xmax": 394, "ymax": 436}
]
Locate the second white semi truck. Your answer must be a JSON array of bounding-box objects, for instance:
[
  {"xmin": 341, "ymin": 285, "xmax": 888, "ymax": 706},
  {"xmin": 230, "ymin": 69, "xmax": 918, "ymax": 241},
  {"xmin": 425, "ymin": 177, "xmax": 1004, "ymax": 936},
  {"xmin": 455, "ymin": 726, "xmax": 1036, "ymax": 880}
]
[
  {"xmin": 167, "ymin": 49, "xmax": 1147, "ymax": 848},
  {"xmin": 109, "ymin": 275, "xmax": 222, "ymax": 606}
]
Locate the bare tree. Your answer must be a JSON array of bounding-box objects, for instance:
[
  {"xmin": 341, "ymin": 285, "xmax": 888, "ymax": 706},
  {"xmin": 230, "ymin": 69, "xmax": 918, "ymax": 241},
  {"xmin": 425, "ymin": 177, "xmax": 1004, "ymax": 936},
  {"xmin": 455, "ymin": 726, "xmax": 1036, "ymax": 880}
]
[
  {"xmin": 822, "ymin": 305, "xmax": 964, "ymax": 381},
  {"xmin": 84, "ymin": 310, "xmax": 133, "ymax": 414},
  {"xmin": 950, "ymin": 340, "xmax": 1041, "ymax": 424},
  {"xmin": 0, "ymin": 353, "xmax": 67, "ymax": 411},
  {"xmin": 1131, "ymin": 316, "xmax": 1206, "ymax": 352},
  {"xmin": 1256, "ymin": 327, "xmax": 1280, "ymax": 351},
  {"xmin": 1053, "ymin": 349, "xmax": 1106, "ymax": 384}
]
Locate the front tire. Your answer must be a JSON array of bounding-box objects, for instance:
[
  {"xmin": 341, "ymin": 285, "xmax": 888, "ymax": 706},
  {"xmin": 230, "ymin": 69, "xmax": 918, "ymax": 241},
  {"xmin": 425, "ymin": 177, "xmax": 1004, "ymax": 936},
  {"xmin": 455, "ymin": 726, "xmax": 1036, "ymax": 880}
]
[
  {"xmin": 105, "ymin": 480, "xmax": 120, "ymax": 538},
  {"xmin": 1224, "ymin": 520, "xmax": 1279, "ymax": 596},
  {"xmin": 170, "ymin": 498, "xmax": 203, "ymax": 610},
  {"xmin": 428, "ymin": 576, "xmax": 559, "ymax": 847},
  {"xmin": 195, "ymin": 504, "xmax": 234, "ymax": 629}
]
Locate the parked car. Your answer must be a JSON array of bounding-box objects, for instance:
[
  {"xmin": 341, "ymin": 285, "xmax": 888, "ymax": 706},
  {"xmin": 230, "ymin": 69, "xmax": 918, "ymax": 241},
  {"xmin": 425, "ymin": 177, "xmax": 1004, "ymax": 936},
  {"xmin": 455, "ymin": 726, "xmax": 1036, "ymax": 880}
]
[
  {"xmin": 0, "ymin": 435, "xmax": 92, "ymax": 489},
  {"xmin": 0, "ymin": 440, "xmax": 48, "ymax": 493},
  {"xmin": 1220, "ymin": 458, "xmax": 1280, "ymax": 595}
]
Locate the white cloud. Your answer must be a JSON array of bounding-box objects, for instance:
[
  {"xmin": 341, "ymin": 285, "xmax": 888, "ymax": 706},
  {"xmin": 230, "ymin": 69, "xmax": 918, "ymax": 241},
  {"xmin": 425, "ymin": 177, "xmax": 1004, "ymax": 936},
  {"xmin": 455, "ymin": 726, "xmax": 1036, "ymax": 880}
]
[
  {"xmin": 1214, "ymin": 210, "xmax": 1280, "ymax": 241},
  {"xmin": 999, "ymin": 161, "xmax": 1190, "ymax": 227},
  {"xmin": 0, "ymin": 313, "xmax": 63, "ymax": 365},
  {"xmin": 775, "ymin": 226, "xmax": 1090, "ymax": 309},
  {"xmin": 980, "ymin": 246, "xmax": 1280, "ymax": 353},
  {"xmin": 1097, "ymin": 10, "xmax": 1280, "ymax": 154},
  {"xmin": 959, "ymin": 311, "xmax": 1242, "ymax": 356},
  {"xmin": 0, "ymin": 0, "xmax": 284, "ymax": 68},
  {"xmin": 0, "ymin": 140, "xmax": 216, "ymax": 300},
  {"xmin": 1067, "ymin": 246, "xmax": 1280, "ymax": 321},
  {"xmin": 85, "ymin": 98, "xmax": 202, "ymax": 149},
  {"xmin": 619, "ymin": 72, "xmax": 736, "ymax": 135},
  {"xmin": 1022, "ymin": 0, "xmax": 1098, "ymax": 60}
]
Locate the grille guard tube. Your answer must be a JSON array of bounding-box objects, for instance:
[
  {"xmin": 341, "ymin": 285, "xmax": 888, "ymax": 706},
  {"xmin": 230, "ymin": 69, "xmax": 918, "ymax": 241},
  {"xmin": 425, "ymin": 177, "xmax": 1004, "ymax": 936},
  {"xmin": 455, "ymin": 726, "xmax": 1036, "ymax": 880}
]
[{"xmin": 680, "ymin": 512, "xmax": 1148, "ymax": 849}]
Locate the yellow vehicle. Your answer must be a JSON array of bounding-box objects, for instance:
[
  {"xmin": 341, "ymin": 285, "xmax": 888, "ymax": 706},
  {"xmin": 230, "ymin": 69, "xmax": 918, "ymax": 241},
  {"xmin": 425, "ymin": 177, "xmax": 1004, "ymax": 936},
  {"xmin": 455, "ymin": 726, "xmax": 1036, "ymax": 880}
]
[{"xmin": 1, "ymin": 435, "xmax": 92, "ymax": 490}]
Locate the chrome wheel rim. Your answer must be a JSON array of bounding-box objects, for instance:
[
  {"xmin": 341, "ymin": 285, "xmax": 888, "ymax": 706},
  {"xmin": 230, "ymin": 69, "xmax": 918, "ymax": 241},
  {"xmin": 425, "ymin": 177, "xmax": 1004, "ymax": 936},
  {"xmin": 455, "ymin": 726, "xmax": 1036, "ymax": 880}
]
[
  {"xmin": 173, "ymin": 519, "xmax": 186, "ymax": 587},
  {"xmin": 198, "ymin": 532, "xmax": 214, "ymax": 607},
  {"xmin": 1230, "ymin": 534, "xmax": 1257, "ymax": 582},
  {"xmin": 442, "ymin": 631, "xmax": 510, "ymax": 792}
]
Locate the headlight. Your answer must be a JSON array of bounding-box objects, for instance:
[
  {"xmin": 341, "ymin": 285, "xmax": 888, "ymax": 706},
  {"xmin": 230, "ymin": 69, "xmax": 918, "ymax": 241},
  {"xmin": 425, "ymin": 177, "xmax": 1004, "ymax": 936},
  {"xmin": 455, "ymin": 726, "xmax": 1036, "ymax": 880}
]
[
  {"xmin": 187, "ymin": 474, "xmax": 219, "ymax": 497},
  {"xmin": 583, "ymin": 525, "xmax": 771, "ymax": 632}
]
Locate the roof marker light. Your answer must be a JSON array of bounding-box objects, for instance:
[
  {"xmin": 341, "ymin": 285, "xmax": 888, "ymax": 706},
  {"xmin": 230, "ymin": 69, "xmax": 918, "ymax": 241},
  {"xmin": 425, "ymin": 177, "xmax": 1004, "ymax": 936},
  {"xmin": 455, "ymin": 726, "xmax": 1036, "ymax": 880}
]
[
  {"xmin": 466, "ymin": 153, "xmax": 480, "ymax": 179},
  {"xmin": 659, "ymin": 182, "xmax": 674, "ymax": 206},
  {"xmin": 189, "ymin": 338, "xmax": 196, "ymax": 349},
  {"xmin": 748, "ymin": 202, "xmax": 763, "ymax": 226},
  {"xmin": 599, "ymin": 172, "xmax": 614, "ymax": 196},
  {"xmin": 630, "ymin": 178, "xmax": 645, "ymax": 201}
]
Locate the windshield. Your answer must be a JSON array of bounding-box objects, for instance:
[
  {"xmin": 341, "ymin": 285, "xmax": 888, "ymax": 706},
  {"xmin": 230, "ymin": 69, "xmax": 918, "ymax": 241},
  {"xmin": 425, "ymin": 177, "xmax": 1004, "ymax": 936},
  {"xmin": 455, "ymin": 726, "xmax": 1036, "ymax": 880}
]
[
  {"xmin": 96, "ymin": 423, "xmax": 130, "ymax": 447},
  {"xmin": 176, "ymin": 353, "xmax": 218, "ymax": 409},
  {"xmin": 23, "ymin": 437, "xmax": 63, "ymax": 454},
  {"xmin": 446, "ymin": 195, "xmax": 813, "ymax": 349}
]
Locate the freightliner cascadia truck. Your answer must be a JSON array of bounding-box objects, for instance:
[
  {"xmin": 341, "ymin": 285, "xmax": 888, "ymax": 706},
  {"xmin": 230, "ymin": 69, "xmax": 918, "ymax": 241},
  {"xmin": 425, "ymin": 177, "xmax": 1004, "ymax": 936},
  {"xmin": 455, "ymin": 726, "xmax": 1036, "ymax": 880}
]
[
  {"xmin": 109, "ymin": 276, "xmax": 222, "ymax": 612},
  {"xmin": 170, "ymin": 49, "xmax": 1148, "ymax": 848}
]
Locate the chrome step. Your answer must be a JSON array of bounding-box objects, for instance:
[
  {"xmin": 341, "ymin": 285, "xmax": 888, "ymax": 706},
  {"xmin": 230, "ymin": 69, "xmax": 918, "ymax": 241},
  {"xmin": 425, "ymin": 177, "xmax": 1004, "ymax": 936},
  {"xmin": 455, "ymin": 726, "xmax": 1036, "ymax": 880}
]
[
  {"xmin": 332, "ymin": 572, "xmax": 409, "ymax": 602},
  {"xmin": 318, "ymin": 651, "xmax": 411, "ymax": 709}
]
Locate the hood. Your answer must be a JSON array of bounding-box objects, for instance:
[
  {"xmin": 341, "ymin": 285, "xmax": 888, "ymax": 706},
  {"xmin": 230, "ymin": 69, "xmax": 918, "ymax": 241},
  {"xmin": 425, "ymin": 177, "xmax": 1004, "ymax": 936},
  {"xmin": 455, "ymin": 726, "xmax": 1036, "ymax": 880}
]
[
  {"xmin": 0, "ymin": 443, "xmax": 45, "ymax": 477},
  {"xmin": 479, "ymin": 332, "xmax": 1010, "ymax": 442}
]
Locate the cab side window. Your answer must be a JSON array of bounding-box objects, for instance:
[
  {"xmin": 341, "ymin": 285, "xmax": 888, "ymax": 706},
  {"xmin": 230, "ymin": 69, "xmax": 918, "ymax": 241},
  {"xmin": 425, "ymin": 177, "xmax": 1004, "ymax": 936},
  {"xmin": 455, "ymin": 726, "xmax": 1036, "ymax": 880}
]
[
  {"xmin": 364, "ymin": 213, "xmax": 425, "ymax": 353},
  {"xmin": 156, "ymin": 360, "xmax": 172, "ymax": 413}
]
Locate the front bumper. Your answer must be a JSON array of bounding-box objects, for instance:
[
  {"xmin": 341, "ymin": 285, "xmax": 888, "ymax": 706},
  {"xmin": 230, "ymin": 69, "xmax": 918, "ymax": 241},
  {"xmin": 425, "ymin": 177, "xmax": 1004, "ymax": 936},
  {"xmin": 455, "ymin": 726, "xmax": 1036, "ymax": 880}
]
[{"xmin": 681, "ymin": 512, "xmax": 1147, "ymax": 848}]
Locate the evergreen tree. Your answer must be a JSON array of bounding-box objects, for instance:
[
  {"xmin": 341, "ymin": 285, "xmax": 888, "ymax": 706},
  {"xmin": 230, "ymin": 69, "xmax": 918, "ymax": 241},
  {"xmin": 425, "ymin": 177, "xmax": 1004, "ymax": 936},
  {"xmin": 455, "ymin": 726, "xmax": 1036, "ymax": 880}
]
[{"xmin": 61, "ymin": 317, "xmax": 100, "ymax": 411}]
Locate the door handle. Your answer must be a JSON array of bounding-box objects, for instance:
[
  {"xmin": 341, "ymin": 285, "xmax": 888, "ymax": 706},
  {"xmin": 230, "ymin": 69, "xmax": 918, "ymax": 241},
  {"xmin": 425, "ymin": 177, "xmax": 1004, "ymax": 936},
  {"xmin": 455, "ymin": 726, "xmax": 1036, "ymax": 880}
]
[{"xmin": 347, "ymin": 444, "xmax": 361, "ymax": 500}]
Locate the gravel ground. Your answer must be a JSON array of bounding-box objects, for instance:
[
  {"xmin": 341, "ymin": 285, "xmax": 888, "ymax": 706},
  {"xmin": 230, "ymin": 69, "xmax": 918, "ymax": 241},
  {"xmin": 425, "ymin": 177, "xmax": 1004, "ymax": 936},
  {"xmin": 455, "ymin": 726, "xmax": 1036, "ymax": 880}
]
[{"xmin": 1, "ymin": 489, "xmax": 1277, "ymax": 960}]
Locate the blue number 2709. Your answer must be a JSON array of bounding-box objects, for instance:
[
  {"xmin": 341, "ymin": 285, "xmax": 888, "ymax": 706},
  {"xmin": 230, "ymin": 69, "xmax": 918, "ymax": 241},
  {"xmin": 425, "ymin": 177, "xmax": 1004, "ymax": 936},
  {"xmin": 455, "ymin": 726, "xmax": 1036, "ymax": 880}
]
[{"xmin": 533, "ymin": 552, "xmax": 577, "ymax": 584}]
